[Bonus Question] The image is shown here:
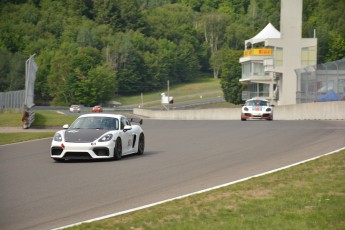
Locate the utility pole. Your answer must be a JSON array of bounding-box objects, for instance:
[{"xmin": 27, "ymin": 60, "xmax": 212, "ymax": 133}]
[{"xmin": 167, "ymin": 80, "xmax": 170, "ymax": 110}]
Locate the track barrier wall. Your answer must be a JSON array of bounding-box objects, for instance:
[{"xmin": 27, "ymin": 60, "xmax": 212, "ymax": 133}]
[{"xmin": 133, "ymin": 101, "xmax": 345, "ymax": 120}]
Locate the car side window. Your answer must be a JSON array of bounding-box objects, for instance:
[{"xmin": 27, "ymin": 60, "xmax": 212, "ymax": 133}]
[
  {"xmin": 120, "ymin": 117, "xmax": 132, "ymax": 130},
  {"xmin": 101, "ymin": 118, "xmax": 118, "ymax": 130},
  {"xmin": 120, "ymin": 118, "xmax": 126, "ymax": 130},
  {"xmin": 126, "ymin": 119, "xmax": 131, "ymax": 126}
]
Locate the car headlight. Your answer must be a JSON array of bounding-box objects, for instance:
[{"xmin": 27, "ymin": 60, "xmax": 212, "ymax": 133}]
[
  {"xmin": 266, "ymin": 108, "xmax": 272, "ymax": 112},
  {"xmin": 244, "ymin": 107, "xmax": 249, "ymax": 111},
  {"xmin": 53, "ymin": 133, "xmax": 63, "ymax": 142},
  {"xmin": 99, "ymin": 134, "xmax": 113, "ymax": 142}
]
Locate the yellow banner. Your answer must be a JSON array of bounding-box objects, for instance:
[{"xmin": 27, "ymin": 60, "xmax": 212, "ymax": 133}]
[{"xmin": 243, "ymin": 48, "xmax": 272, "ymax": 57}]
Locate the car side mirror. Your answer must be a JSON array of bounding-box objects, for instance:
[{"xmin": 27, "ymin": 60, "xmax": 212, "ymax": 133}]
[
  {"xmin": 123, "ymin": 125, "xmax": 132, "ymax": 132},
  {"xmin": 63, "ymin": 124, "xmax": 69, "ymax": 129}
]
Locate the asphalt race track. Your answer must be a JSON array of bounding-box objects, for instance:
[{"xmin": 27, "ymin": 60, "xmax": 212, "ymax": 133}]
[{"xmin": 1, "ymin": 120, "xmax": 345, "ymax": 230}]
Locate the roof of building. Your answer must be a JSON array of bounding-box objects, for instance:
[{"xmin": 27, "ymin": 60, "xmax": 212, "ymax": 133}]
[{"xmin": 245, "ymin": 23, "xmax": 281, "ymax": 47}]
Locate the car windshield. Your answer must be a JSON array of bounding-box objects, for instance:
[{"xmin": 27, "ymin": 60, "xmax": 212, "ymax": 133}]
[
  {"xmin": 245, "ymin": 100, "xmax": 269, "ymax": 106},
  {"xmin": 69, "ymin": 117, "xmax": 119, "ymax": 130}
]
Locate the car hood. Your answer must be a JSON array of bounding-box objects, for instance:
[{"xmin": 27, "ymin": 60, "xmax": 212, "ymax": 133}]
[
  {"xmin": 243, "ymin": 106, "xmax": 271, "ymax": 111},
  {"xmin": 64, "ymin": 129, "xmax": 109, "ymax": 143}
]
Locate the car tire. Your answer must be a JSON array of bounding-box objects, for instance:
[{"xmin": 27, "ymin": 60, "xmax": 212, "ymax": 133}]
[
  {"xmin": 137, "ymin": 133, "xmax": 145, "ymax": 155},
  {"xmin": 113, "ymin": 138, "xmax": 122, "ymax": 160},
  {"xmin": 241, "ymin": 118, "xmax": 246, "ymax": 121},
  {"xmin": 53, "ymin": 158, "xmax": 65, "ymax": 162}
]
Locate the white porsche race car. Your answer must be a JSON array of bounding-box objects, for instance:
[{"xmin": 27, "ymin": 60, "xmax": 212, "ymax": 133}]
[
  {"xmin": 241, "ymin": 98, "xmax": 273, "ymax": 121},
  {"xmin": 51, "ymin": 114, "xmax": 144, "ymax": 162}
]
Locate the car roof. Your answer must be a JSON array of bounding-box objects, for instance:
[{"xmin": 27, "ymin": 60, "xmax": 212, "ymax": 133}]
[
  {"xmin": 78, "ymin": 113, "xmax": 124, "ymax": 119},
  {"xmin": 246, "ymin": 98, "xmax": 269, "ymax": 102}
]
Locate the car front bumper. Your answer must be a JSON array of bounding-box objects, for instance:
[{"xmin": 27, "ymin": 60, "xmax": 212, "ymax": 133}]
[
  {"xmin": 51, "ymin": 141, "xmax": 115, "ymax": 160},
  {"xmin": 241, "ymin": 112, "xmax": 273, "ymax": 120}
]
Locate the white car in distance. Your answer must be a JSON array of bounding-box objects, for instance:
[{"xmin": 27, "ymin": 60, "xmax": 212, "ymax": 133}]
[
  {"xmin": 241, "ymin": 98, "xmax": 273, "ymax": 121},
  {"xmin": 69, "ymin": 105, "xmax": 81, "ymax": 113}
]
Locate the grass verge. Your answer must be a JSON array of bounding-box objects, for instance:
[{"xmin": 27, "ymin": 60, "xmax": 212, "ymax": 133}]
[
  {"xmin": 32, "ymin": 110, "xmax": 77, "ymax": 127},
  {"xmin": 0, "ymin": 110, "xmax": 77, "ymax": 127},
  {"xmin": 117, "ymin": 77, "xmax": 221, "ymax": 106},
  {"xmin": 0, "ymin": 132, "xmax": 55, "ymax": 145},
  {"xmin": 0, "ymin": 110, "xmax": 76, "ymax": 145},
  {"xmin": 69, "ymin": 150, "xmax": 345, "ymax": 230}
]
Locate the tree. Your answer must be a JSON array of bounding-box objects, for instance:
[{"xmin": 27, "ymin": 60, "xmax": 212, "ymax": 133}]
[
  {"xmin": 219, "ymin": 47, "xmax": 243, "ymax": 104},
  {"xmin": 325, "ymin": 32, "xmax": 345, "ymax": 62},
  {"xmin": 72, "ymin": 47, "xmax": 102, "ymax": 78},
  {"xmin": 0, "ymin": 48, "xmax": 26, "ymax": 92},
  {"xmin": 47, "ymin": 42, "xmax": 77, "ymax": 105},
  {"xmin": 1, "ymin": 0, "xmax": 344, "ymax": 105},
  {"xmin": 198, "ymin": 12, "xmax": 230, "ymax": 78},
  {"xmin": 76, "ymin": 64, "xmax": 116, "ymax": 106}
]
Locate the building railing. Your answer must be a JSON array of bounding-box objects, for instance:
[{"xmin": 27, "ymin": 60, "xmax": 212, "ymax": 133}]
[{"xmin": 242, "ymin": 91, "xmax": 270, "ymax": 100}]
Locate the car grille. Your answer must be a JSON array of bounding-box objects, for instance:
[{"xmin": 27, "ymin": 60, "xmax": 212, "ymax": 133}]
[
  {"xmin": 51, "ymin": 147, "xmax": 63, "ymax": 156},
  {"xmin": 93, "ymin": 147, "xmax": 110, "ymax": 157},
  {"xmin": 64, "ymin": 152, "xmax": 92, "ymax": 159}
]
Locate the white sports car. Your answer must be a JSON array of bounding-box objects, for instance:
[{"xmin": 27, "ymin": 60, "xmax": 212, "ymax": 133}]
[
  {"xmin": 241, "ymin": 98, "xmax": 273, "ymax": 121},
  {"xmin": 51, "ymin": 114, "xmax": 144, "ymax": 162}
]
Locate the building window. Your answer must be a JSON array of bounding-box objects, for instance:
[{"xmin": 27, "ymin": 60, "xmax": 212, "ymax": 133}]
[
  {"xmin": 248, "ymin": 83, "xmax": 270, "ymax": 98},
  {"xmin": 301, "ymin": 46, "xmax": 317, "ymax": 66},
  {"xmin": 253, "ymin": 62, "xmax": 265, "ymax": 76},
  {"xmin": 242, "ymin": 62, "xmax": 251, "ymax": 79},
  {"xmin": 275, "ymin": 47, "xmax": 283, "ymax": 66}
]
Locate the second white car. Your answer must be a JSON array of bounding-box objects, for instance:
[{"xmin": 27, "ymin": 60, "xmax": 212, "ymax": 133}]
[{"xmin": 241, "ymin": 98, "xmax": 273, "ymax": 121}]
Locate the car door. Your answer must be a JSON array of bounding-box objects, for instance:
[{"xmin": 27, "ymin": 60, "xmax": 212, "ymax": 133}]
[{"xmin": 120, "ymin": 117, "xmax": 134, "ymax": 154}]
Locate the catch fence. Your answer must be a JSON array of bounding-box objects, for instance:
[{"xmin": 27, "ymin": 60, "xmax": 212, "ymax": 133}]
[
  {"xmin": 0, "ymin": 54, "xmax": 37, "ymax": 128},
  {"xmin": 296, "ymin": 59, "xmax": 345, "ymax": 103}
]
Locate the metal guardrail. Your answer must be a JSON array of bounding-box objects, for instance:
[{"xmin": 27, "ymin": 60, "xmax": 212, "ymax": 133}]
[{"xmin": 22, "ymin": 108, "xmax": 35, "ymax": 129}]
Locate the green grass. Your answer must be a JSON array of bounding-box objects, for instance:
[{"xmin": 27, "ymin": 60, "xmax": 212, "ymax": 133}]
[
  {"xmin": 117, "ymin": 77, "xmax": 222, "ymax": 106},
  {"xmin": 0, "ymin": 132, "xmax": 55, "ymax": 145},
  {"xmin": 31, "ymin": 110, "xmax": 78, "ymax": 127},
  {"xmin": 0, "ymin": 110, "xmax": 23, "ymax": 127},
  {"xmin": 0, "ymin": 110, "xmax": 77, "ymax": 145},
  {"xmin": 0, "ymin": 110, "xmax": 78, "ymax": 127},
  {"xmin": 69, "ymin": 150, "xmax": 345, "ymax": 230}
]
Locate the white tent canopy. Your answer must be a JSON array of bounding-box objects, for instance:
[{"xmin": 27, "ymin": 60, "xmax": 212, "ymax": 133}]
[{"xmin": 245, "ymin": 23, "xmax": 281, "ymax": 48}]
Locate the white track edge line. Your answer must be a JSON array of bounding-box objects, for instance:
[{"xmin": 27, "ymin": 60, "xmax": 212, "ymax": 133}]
[{"xmin": 53, "ymin": 146, "xmax": 345, "ymax": 230}]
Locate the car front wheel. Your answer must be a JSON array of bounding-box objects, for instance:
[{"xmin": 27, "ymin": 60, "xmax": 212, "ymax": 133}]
[
  {"xmin": 137, "ymin": 133, "xmax": 145, "ymax": 155},
  {"xmin": 113, "ymin": 138, "xmax": 122, "ymax": 160}
]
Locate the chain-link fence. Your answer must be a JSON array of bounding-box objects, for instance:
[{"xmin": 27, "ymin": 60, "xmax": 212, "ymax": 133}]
[
  {"xmin": 296, "ymin": 59, "xmax": 345, "ymax": 103},
  {"xmin": 0, "ymin": 90, "xmax": 25, "ymax": 109},
  {"xmin": 0, "ymin": 54, "xmax": 37, "ymax": 128}
]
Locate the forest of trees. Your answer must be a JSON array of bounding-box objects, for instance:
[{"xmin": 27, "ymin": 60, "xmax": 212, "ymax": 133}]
[{"xmin": 1, "ymin": 0, "xmax": 344, "ymax": 105}]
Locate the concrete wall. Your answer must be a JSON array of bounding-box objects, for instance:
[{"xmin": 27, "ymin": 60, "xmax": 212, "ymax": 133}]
[{"xmin": 133, "ymin": 101, "xmax": 345, "ymax": 120}]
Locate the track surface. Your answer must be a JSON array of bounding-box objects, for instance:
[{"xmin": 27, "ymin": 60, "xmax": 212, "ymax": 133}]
[{"xmin": 1, "ymin": 120, "xmax": 344, "ymax": 230}]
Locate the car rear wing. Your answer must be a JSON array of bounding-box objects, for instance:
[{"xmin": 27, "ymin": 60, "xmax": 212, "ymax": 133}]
[{"xmin": 130, "ymin": 117, "xmax": 143, "ymax": 125}]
